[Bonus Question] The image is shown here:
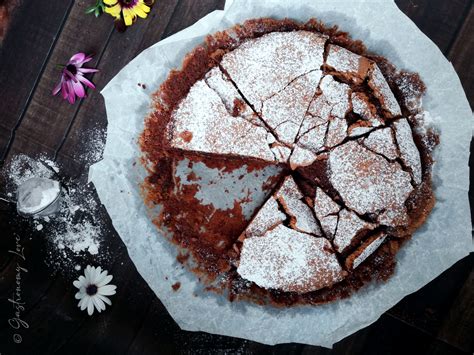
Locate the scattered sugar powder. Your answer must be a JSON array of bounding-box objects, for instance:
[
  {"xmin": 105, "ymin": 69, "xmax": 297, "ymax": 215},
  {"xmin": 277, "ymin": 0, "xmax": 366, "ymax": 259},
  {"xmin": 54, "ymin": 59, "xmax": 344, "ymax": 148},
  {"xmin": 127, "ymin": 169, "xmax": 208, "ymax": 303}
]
[
  {"xmin": 76, "ymin": 127, "xmax": 106, "ymax": 165},
  {"xmin": 3, "ymin": 153, "xmax": 109, "ymax": 272},
  {"xmin": 56, "ymin": 221, "xmax": 101, "ymax": 255},
  {"xmin": 5, "ymin": 154, "xmax": 58, "ymax": 189}
]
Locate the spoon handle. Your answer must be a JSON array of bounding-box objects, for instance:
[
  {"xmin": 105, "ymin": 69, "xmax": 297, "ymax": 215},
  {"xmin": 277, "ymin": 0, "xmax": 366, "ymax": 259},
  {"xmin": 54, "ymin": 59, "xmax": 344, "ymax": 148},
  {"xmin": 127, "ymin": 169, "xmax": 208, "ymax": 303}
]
[{"xmin": 0, "ymin": 195, "xmax": 15, "ymax": 204}]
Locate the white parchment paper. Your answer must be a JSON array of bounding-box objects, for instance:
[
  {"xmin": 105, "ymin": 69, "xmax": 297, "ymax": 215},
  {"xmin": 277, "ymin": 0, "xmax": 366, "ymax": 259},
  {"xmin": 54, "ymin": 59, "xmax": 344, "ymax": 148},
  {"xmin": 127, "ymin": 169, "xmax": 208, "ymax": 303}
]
[{"xmin": 89, "ymin": 0, "xmax": 473, "ymax": 347}]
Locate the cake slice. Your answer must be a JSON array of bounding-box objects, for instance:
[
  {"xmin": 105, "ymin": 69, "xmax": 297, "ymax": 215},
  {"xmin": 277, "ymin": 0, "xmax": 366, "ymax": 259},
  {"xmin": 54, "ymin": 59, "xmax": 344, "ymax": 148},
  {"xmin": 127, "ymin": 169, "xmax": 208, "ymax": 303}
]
[
  {"xmin": 237, "ymin": 175, "xmax": 345, "ymax": 292},
  {"xmin": 166, "ymin": 78, "xmax": 281, "ymax": 163},
  {"xmin": 345, "ymin": 232, "xmax": 387, "ymax": 269},
  {"xmin": 325, "ymin": 44, "xmax": 372, "ymax": 84},
  {"xmin": 237, "ymin": 225, "xmax": 346, "ymax": 293},
  {"xmin": 328, "ymin": 141, "xmax": 413, "ymax": 227}
]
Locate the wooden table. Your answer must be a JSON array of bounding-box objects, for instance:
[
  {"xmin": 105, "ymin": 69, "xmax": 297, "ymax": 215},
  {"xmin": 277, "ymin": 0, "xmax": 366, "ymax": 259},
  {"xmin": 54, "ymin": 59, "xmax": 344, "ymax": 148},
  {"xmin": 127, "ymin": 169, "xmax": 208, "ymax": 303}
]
[{"xmin": 0, "ymin": 0, "xmax": 472, "ymax": 353}]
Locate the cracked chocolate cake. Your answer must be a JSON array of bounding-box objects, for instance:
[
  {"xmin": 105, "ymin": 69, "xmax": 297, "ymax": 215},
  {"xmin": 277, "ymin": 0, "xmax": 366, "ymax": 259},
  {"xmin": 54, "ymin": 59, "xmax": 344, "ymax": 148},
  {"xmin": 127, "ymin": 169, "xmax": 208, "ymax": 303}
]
[{"xmin": 140, "ymin": 18, "xmax": 438, "ymax": 306}]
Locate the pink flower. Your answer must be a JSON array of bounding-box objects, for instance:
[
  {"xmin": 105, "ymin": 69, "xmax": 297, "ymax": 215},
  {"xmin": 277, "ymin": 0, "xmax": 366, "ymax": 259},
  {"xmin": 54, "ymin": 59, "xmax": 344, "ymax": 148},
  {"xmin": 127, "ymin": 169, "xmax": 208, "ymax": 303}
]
[{"xmin": 52, "ymin": 53, "xmax": 99, "ymax": 104}]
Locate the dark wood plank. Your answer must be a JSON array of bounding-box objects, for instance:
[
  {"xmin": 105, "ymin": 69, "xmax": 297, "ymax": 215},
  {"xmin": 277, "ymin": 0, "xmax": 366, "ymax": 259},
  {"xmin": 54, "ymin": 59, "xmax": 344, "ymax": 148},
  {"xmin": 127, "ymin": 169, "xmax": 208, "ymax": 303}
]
[
  {"xmin": 437, "ymin": 268, "xmax": 474, "ymax": 352},
  {"xmin": 356, "ymin": 314, "xmax": 465, "ymax": 355},
  {"xmin": 448, "ymin": 5, "xmax": 474, "ymax": 108},
  {"xmin": 0, "ymin": 0, "xmax": 74, "ymax": 162},
  {"xmin": 1, "ymin": 1, "xmax": 472, "ymax": 354},
  {"xmin": 0, "ymin": 126, "xmax": 10, "ymax": 163},
  {"xmin": 395, "ymin": 0, "xmax": 471, "ymax": 54},
  {"xmin": 57, "ymin": 0, "xmax": 226, "ymax": 173},
  {"xmin": 387, "ymin": 254, "xmax": 473, "ymax": 339},
  {"xmin": 1, "ymin": 0, "xmax": 114, "ymax": 164},
  {"xmin": 55, "ymin": 0, "xmax": 183, "ymax": 173}
]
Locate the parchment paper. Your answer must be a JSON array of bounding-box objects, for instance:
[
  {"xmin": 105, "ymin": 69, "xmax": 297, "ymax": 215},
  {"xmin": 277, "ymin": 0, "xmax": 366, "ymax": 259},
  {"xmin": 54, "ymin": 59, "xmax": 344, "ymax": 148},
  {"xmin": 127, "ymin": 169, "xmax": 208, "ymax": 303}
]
[{"xmin": 89, "ymin": 0, "xmax": 473, "ymax": 347}]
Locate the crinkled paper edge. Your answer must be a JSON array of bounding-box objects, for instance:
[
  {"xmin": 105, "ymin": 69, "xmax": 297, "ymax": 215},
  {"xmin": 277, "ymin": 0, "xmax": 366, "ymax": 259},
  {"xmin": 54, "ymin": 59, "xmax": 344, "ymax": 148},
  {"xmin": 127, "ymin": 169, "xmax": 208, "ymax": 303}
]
[{"xmin": 89, "ymin": 0, "xmax": 473, "ymax": 348}]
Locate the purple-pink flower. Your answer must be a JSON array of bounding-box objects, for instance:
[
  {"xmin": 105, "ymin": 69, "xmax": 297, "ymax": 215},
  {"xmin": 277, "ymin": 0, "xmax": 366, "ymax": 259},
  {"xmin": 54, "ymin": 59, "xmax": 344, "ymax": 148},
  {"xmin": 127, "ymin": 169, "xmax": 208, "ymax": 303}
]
[{"xmin": 52, "ymin": 53, "xmax": 99, "ymax": 104}]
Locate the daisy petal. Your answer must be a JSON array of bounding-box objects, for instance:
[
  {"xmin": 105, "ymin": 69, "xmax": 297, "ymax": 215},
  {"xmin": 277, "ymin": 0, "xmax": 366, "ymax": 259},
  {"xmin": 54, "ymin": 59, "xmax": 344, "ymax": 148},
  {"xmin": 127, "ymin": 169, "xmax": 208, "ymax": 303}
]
[
  {"xmin": 97, "ymin": 274, "xmax": 112, "ymax": 287},
  {"xmin": 95, "ymin": 271, "xmax": 107, "ymax": 287},
  {"xmin": 61, "ymin": 80, "xmax": 68, "ymax": 99},
  {"xmin": 92, "ymin": 267, "xmax": 100, "ymax": 284},
  {"xmin": 84, "ymin": 266, "xmax": 92, "ymax": 282},
  {"xmin": 75, "ymin": 291, "xmax": 84, "ymax": 300},
  {"xmin": 77, "ymin": 68, "xmax": 99, "ymax": 74},
  {"xmin": 67, "ymin": 81, "xmax": 76, "ymax": 104},
  {"xmin": 77, "ymin": 75, "xmax": 96, "ymax": 89},
  {"xmin": 52, "ymin": 81, "xmax": 62, "ymax": 95},
  {"xmin": 95, "ymin": 295, "xmax": 106, "ymax": 311},
  {"xmin": 79, "ymin": 296, "xmax": 88, "ymax": 310},
  {"xmin": 94, "ymin": 267, "xmax": 102, "ymax": 284},
  {"xmin": 73, "ymin": 280, "xmax": 83, "ymax": 289},
  {"xmin": 92, "ymin": 297, "xmax": 103, "ymax": 313},
  {"xmin": 69, "ymin": 53, "xmax": 86, "ymax": 65},
  {"xmin": 98, "ymin": 284, "xmax": 116, "ymax": 296},
  {"xmin": 97, "ymin": 294, "xmax": 112, "ymax": 306},
  {"xmin": 87, "ymin": 300, "xmax": 94, "ymax": 316}
]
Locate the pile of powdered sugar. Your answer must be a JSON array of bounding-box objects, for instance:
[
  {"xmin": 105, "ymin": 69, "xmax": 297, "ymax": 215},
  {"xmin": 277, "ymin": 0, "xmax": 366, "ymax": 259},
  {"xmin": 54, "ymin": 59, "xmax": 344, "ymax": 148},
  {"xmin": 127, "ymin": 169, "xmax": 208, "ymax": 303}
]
[{"xmin": 2, "ymin": 130, "xmax": 108, "ymax": 271}]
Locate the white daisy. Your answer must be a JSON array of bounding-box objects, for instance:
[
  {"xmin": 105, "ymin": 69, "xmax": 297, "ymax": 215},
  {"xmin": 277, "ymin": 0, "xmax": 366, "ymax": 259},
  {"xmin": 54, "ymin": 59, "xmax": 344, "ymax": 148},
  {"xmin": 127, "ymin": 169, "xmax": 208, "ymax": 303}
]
[{"xmin": 73, "ymin": 265, "xmax": 117, "ymax": 316}]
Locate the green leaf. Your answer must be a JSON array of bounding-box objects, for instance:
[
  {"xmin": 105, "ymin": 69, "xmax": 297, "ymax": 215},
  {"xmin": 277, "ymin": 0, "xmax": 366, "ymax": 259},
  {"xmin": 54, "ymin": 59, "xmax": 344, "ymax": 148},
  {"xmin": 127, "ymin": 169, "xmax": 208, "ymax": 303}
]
[
  {"xmin": 85, "ymin": 6, "xmax": 97, "ymax": 14},
  {"xmin": 95, "ymin": 8, "xmax": 101, "ymax": 17}
]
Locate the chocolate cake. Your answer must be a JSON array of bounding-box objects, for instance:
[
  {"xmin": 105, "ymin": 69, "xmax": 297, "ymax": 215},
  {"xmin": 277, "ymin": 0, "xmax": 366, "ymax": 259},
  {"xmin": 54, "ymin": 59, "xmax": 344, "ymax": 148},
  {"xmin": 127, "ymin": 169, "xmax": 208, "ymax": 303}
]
[{"xmin": 140, "ymin": 18, "xmax": 438, "ymax": 306}]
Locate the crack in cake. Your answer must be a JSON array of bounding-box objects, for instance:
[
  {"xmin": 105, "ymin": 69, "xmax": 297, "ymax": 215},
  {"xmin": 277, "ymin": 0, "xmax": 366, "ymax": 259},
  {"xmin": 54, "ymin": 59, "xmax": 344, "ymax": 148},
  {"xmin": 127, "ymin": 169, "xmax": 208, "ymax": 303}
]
[{"xmin": 140, "ymin": 18, "xmax": 438, "ymax": 306}]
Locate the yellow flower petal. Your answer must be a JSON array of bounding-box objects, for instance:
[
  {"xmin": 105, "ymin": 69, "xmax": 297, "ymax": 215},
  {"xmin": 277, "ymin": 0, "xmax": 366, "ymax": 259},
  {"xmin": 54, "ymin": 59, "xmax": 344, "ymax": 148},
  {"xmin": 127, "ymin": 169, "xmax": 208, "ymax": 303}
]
[
  {"xmin": 105, "ymin": 4, "xmax": 121, "ymax": 18},
  {"xmin": 137, "ymin": 2, "xmax": 151, "ymax": 13},
  {"xmin": 103, "ymin": 0, "xmax": 118, "ymax": 5},
  {"xmin": 132, "ymin": 6, "xmax": 148, "ymax": 19},
  {"xmin": 123, "ymin": 8, "xmax": 135, "ymax": 26}
]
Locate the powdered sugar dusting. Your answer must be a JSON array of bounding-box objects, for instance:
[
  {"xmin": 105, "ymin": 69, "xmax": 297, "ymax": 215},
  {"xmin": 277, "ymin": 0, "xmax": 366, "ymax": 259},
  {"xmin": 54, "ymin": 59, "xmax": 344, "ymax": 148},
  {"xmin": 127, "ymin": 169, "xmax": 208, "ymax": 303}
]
[
  {"xmin": 300, "ymin": 95, "xmax": 332, "ymax": 136},
  {"xmin": 2, "ymin": 154, "xmax": 108, "ymax": 272},
  {"xmin": 244, "ymin": 197, "xmax": 285, "ymax": 237},
  {"xmin": 328, "ymin": 141, "xmax": 413, "ymax": 225},
  {"xmin": 326, "ymin": 45, "xmax": 371, "ymax": 83},
  {"xmin": 325, "ymin": 117, "xmax": 348, "ymax": 148},
  {"xmin": 4, "ymin": 154, "xmax": 58, "ymax": 189},
  {"xmin": 393, "ymin": 118, "xmax": 422, "ymax": 185},
  {"xmin": 319, "ymin": 76, "xmax": 351, "ymax": 118},
  {"xmin": 333, "ymin": 209, "xmax": 375, "ymax": 253},
  {"xmin": 350, "ymin": 233, "xmax": 387, "ymax": 269},
  {"xmin": 368, "ymin": 64, "xmax": 401, "ymax": 117},
  {"xmin": 169, "ymin": 80, "xmax": 277, "ymax": 162},
  {"xmin": 276, "ymin": 176, "xmax": 321, "ymax": 235},
  {"xmin": 362, "ymin": 127, "xmax": 399, "ymax": 160},
  {"xmin": 221, "ymin": 31, "xmax": 327, "ymax": 109},
  {"xmin": 296, "ymin": 123, "xmax": 327, "ymax": 153},
  {"xmin": 289, "ymin": 146, "xmax": 318, "ymax": 169},
  {"xmin": 314, "ymin": 187, "xmax": 340, "ymax": 218},
  {"xmin": 351, "ymin": 92, "xmax": 383, "ymax": 125},
  {"xmin": 205, "ymin": 66, "xmax": 260, "ymax": 126},
  {"xmin": 320, "ymin": 215, "xmax": 338, "ymax": 239},
  {"xmin": 262, "ymin": 70, "xmax": 322, "ymax": 145},
  {"xmin": 238, "ymin": 224, "xmax": 345, "ymax": 293}
]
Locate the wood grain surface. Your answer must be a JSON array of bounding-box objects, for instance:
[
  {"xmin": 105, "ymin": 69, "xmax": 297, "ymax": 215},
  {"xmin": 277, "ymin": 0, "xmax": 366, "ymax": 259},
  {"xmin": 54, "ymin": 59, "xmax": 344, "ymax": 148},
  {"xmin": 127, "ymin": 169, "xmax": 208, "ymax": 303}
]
[{"xmin": 0, "ymin": 0, "xmax": 472, "ymax": 354}]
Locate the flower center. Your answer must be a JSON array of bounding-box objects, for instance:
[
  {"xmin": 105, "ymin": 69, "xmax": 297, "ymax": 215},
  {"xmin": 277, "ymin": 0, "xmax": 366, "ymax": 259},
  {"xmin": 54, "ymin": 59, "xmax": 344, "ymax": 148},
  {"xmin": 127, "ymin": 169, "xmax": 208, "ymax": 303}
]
[
  {"xmin": 66, "ymin": 64, "xmax": 77, "ymax": 75},
  {"xmin": 86, "ymin": 284, "xmax": 98, "ymax": 296},
  {"xmin": 119, "ymin": 0, "xmax": 138, "ymax": 8}
]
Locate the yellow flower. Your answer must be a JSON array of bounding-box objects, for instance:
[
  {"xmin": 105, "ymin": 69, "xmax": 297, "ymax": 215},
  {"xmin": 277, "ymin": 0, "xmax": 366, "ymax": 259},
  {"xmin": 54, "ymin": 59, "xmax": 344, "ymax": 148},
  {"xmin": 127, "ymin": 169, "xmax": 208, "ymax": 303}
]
[{"xmin": 104, "ymin": 0, "xmax": 153, "ymax": 27}]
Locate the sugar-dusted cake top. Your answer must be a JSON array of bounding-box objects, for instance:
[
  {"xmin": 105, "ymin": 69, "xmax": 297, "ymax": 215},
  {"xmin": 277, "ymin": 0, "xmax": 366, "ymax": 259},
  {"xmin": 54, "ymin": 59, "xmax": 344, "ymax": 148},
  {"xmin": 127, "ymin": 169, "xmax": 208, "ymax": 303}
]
[{"xmin": 142, "ymin": 20, "xmax": 435, "ymax": 304}]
